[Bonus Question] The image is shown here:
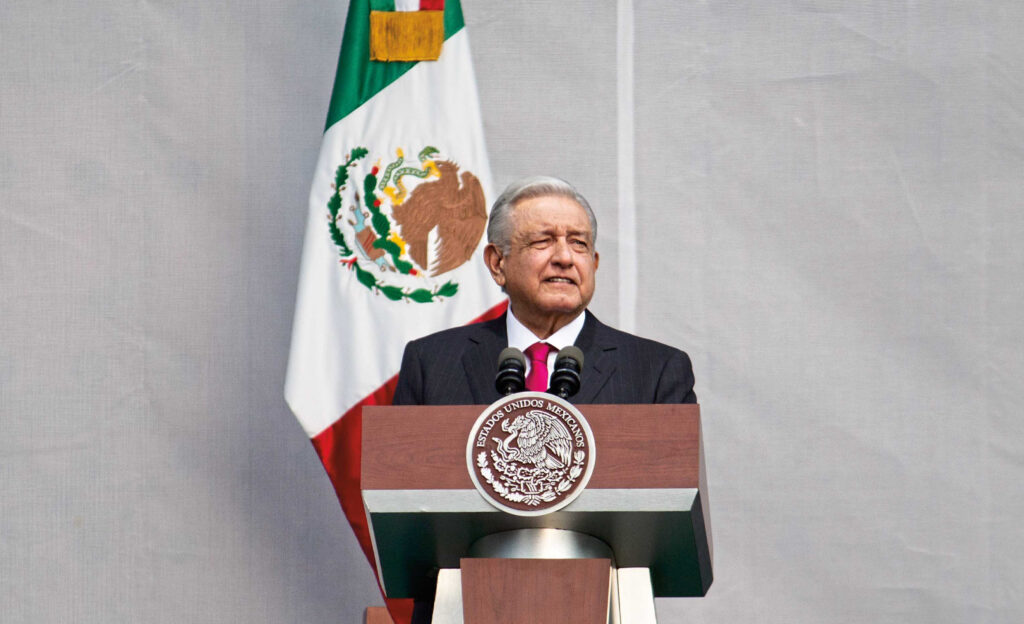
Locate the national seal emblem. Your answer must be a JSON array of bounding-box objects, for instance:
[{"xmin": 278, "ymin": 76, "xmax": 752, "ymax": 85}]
[
  {"xmin": 466, "ymin": 392, "xmax": 597, "ymax": 516},
  {"xmin": 327, "ymin": 145, "xmax": 487, "ymax": 303}
]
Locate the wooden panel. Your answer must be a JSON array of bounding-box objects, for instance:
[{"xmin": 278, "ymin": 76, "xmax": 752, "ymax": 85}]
[
  {"xmin": 588, "ymin": 405, "xmax": 701, "ymax": 488},
  {"xmin": 460, "ymin": 558, "xmax": 611, "ymax": 624},
  {"xmin": 362, "ymin": 404, "xmax": 701, "ymax": 490},
  {"xmin": 364, "ymin": 606, "xmax": 394, "ymax": 624}
]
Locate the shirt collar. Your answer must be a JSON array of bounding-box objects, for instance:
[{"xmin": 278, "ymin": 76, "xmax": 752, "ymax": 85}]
[{"xmin": 506, "ymin": 307, "xmax": 586, "ymax": 353}]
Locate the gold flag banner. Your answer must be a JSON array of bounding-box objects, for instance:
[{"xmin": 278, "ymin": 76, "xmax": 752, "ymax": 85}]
[{"xmin": 370, "ymin": 10, "xmax": 444, "ymax": 61}]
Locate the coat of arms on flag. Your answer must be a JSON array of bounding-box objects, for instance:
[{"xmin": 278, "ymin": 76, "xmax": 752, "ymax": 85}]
[{"xmin": 328, "ymin": 144, "xmax": 486, "ymax": 302}]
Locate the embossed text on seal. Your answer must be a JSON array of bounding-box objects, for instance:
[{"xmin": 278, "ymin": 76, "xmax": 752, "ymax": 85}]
[{"xmin": 466, "ymin": 391, "xmax": 596, "ymax": 516}]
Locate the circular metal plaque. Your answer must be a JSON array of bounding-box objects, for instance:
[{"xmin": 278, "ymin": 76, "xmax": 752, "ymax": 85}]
[{"xmin": 466, "ymin": 391, "xmax": 596, "ymax": 516}]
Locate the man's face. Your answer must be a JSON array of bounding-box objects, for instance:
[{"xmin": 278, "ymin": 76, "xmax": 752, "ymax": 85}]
[{"xmin": 485, "ymin": 194, "xmax": 599, "ymax": 333}]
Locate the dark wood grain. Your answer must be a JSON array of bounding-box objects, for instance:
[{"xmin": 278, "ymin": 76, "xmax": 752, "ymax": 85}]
[
  {"xmin": 460, "ymin": 558, "xmax": 611, "ymax": 624},
  {"xmin": 361, "ymin": 404, "xmax": 701, "ymax": 489}
]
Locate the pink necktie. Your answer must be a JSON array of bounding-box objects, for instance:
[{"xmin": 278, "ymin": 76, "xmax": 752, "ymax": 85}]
[{"xmin": 524, "ymin": 342, "xmax": 554, "ymax": 392}]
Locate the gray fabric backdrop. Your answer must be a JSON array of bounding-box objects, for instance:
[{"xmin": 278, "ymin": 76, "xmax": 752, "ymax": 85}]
[{"xmin": 2, "ymin": 1, "xmax": 1022, "ymax": 622}]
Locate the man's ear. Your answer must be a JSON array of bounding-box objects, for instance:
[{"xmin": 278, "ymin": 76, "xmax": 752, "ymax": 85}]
[
  {"xmin": 593, "ymin": 251, "xmax": 600, "ymax": 271},
  {"xmin": 483, "ymin": 243, "xmax": 505, "ymax": 287}
]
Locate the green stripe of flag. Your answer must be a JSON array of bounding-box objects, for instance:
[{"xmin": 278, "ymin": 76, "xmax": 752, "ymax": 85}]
[{"xmin": 324, "ymin": 0, "xmax": 465, "ymax": 131}]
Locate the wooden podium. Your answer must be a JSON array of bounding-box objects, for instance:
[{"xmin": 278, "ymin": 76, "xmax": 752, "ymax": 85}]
[{"xmin": 361, "ymin": 404, "xmax": 712, "ymax": 623}]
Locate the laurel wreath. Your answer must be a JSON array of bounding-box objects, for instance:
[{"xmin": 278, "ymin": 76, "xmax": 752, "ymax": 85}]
[
  {"xmin": 326, "ymin": 147, "xmax": 459, "ymax": 303},
  {"xmin": 477, "ymin": 450, "xmax": 586, "ymax": 507},
  {"xmin": 558, "ymin": 451, "xmax": 586, "ymax": 493}
]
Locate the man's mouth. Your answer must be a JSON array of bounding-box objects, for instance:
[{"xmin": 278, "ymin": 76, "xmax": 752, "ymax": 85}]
[{"xmin": 545, "ymin": 277, "xmax": 575, "ymax": 285}]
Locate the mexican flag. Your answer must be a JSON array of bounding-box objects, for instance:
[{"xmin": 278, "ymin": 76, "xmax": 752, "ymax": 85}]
[{"xmin": 284, "ymin": 0, "xmax": 505, "ymax": 619}]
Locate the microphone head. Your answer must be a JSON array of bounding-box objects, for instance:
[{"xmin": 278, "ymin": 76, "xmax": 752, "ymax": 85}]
[
  {"xmin": 495, "ymin": 347, "xmax": 527, "ymax": 396},
  {"xmin": 554, "ymin": 346, "xmax": 584, "ymax": 371},
  {"xmin": 549, "ymin": 346, "xmax": 584, "ymax": 399},
  {"xmin": 497, "ymin": 347, "xmax": 527, "ymax": 370}
]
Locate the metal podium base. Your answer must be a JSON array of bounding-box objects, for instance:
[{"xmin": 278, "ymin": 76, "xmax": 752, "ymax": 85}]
[{"xmin": 431, "ymin": 528, "xmax": 657, "ymax": 624}]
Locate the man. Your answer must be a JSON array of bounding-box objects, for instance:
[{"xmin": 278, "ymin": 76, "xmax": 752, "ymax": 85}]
[{"xmin": 394, "ymin": 176, "xmax": 696, "ymax": 406}]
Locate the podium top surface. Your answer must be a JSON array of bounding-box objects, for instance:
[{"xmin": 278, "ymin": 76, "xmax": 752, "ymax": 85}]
[{"xmin": 361, "ymin": 403, "xmax": 702, "ymax": 491}]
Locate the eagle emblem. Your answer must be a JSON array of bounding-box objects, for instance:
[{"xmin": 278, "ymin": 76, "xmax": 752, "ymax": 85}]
[
  {"xmin": 494, "ymin": 411, "xmax": 573, "ymax": 470},
  {"xmin": 326, "ymin": 145, "xmax": 486, "ymax": 303},
  {"xmin": 466, "ymin": 392, "xmax": 596, "ymax": 516}
]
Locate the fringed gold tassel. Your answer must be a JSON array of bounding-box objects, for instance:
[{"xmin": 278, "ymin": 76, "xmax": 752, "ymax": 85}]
[{"xmin": 369, "ymin": 11, "xmax": 445, "ymax": 62}]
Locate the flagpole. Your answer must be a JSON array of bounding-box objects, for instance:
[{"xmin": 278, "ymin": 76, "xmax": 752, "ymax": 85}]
[{"xmin": 617, "ymin": 0, "xmax": 637, "ymax": 333}]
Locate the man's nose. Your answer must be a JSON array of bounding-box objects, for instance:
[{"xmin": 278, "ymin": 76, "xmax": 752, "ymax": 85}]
[{"xmin": 550, "ymin": 238, "xmax": 573, "ymax": 265}]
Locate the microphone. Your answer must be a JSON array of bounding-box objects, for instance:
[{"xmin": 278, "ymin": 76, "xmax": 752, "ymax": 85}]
[
  {"xmin": 548, "ymin": 346, "xmax": 584, "ymax": 399},
  {"xmin": 494, "ymin": 347, "xmax": 527, "ymax": 396}
]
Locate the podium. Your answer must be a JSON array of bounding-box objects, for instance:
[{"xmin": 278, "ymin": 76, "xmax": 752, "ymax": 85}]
[{"xmin": 361, "ymin": 403, "xmax": 712, "ymax": 623}]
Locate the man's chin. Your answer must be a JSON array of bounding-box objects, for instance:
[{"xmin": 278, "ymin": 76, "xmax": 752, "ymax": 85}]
[{"xmin": 536, "ymin": 298, "xmax": 586, "ymax": 318}]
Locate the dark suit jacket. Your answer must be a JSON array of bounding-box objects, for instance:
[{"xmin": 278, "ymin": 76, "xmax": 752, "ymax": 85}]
[{"xmin": 393, "ymin": 311, "xmax": 696, "ymax": 406}]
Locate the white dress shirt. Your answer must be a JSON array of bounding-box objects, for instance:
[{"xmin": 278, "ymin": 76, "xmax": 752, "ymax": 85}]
[{"xmin": 505, "ymin": 308, "xmax": 586, "ymax": 388}]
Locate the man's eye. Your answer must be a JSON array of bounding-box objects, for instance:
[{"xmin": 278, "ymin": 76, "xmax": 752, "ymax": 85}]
[
  {"xmin": 570, "ymin": 239, "xmax": 589, "ymax": 250},
  {"xmin": 530, "ymin": 238, "xmax": 552, "ymax": 248}
]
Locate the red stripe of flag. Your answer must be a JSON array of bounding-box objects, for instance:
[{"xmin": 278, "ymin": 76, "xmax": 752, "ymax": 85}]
[{"xmin": 311, "ymin": 299, "xmax": 507, "ymax": 624}]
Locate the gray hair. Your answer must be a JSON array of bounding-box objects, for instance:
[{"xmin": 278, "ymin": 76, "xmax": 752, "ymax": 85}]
[{"xmin": 487, "ymin": 176, "xmax": 598, "ymax": 254}]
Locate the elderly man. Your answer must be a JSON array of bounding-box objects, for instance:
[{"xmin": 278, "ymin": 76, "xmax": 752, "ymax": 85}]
[{"xmin": 393, "ymin": 176, "xmax": 696, "ymax": 405}]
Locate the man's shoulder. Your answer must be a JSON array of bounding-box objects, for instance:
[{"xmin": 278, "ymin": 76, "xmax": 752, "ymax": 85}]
[
  {"xmin": 395, "ymin": 314, "xmax": 506, "ymax": 406},
  {"xmin": 582, "ymin": 312, "xmax": 696, "ymax": 404},
  {"xmin": 585, "ymin": 312, "xmax": 690, "ymax": 358}
]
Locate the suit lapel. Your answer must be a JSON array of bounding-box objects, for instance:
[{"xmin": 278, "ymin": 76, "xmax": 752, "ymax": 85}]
[
  {"xmin": 461, "ymin": 315, "xmax": 507, "ymax": 404},
  {"xmin": 462, "ymin": 311, "xmax": 614, "ymax": 404},
  {"xmin": 573, "ymin": 311, "xmax": 617, "ymax": 403}
]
